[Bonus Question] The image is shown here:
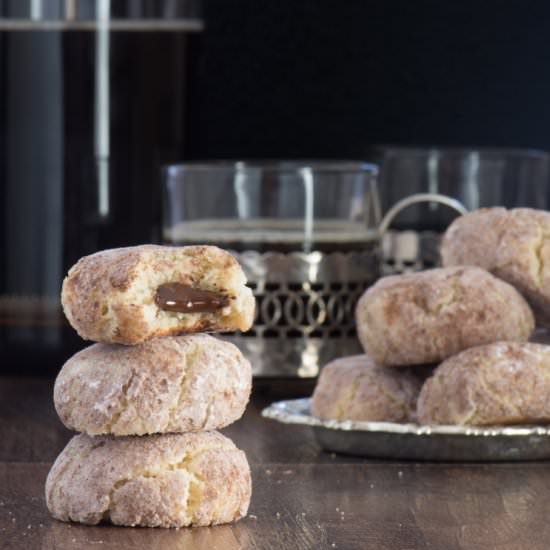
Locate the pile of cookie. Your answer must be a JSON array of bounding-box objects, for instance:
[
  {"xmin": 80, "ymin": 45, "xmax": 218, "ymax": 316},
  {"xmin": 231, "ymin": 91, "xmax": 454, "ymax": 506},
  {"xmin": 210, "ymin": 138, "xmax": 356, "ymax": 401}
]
[
  {"xmin": 45, "ymin": 245, "xmax": 256, "ymax": 528},
  {"xmin": 313, "ymin": 207, "xmax": 550, "ymax": 427}
]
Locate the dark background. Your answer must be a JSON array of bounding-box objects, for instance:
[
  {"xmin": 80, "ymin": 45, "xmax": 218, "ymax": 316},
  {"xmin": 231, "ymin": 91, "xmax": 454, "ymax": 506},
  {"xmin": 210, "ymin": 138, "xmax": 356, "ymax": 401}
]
[
  {"xmin": 3, "ymin": 0, "xmax": 550, "ymax": 375},
  {"xmin": 187, "ymin": 0, "xmax": 550, "ymax": 159}
]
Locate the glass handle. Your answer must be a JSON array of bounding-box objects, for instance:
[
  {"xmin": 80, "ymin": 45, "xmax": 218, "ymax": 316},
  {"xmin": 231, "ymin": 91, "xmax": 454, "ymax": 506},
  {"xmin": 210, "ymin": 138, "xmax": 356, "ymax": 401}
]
[{"xmin": 378, "ymin": 193, "xmax": 468, "ymax": 238}]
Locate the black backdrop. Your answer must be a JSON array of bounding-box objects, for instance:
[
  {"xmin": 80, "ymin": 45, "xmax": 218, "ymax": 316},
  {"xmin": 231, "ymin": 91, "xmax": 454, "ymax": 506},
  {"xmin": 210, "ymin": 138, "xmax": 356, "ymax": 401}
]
[{"xmin": 187, "ymin": 0, "xmax": 550, "ymax": 159}]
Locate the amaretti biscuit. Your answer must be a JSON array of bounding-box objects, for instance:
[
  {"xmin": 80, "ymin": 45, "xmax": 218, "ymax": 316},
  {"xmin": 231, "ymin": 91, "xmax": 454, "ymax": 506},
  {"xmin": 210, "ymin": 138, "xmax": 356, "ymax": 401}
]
[
  {"xmin": 441, "ymin": 207, "xmax": 550, "ymax": 325},
  {"xmin": 54, "ymin": 334, "xmax": 251, "ymax": 436},
  {"xmin": 355, "ymin": 266, "xmax": 534, "ymax": 366},
  {"xmin": 417, "ymin": 342, "xmax": 550, "ymax": 426},
  {"xmin": 61, "ymin": 245, "xmax": 255, "ymax": 344},
  {"xmin": 311, "ymin": 355, "xmax": 421, "ymax": 422},
  {"xmin": 45, "ymin": 431, "xmax": 251, "ymax": 527}
]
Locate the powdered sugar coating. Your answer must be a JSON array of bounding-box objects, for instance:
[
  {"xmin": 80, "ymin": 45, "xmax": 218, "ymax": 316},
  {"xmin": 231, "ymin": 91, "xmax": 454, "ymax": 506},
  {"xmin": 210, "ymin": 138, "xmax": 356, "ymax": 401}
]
[
  {"xmin": 355, "ymin": 266, "xmax": 534, "ymax": 366},
  {"xmin": 45, "ymin": 431, "xmax": 251, "ymax": 527},
  {"xmin": 54, "ymin": 334, "xmax": 252, "ymax": 436},
  {"xmin": 61, "ymin": 245, "xmax": 255, "ymax": 345},
  {"xmin": 311, "ymin": 355, "xmax": 422, "ymax": 422},
  {"xmin": 417, "ymin": 342, "xmax": 550, "ymax": 426},
  {"xmin": 442, "ymin": 207, "xmax": 550, "ymax": 326}
]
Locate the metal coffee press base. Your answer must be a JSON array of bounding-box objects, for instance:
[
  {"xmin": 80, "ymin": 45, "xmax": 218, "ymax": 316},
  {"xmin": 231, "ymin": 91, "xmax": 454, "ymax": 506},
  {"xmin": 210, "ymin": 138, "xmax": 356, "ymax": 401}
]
[
  {"xmin": 226, "ymin": 193, "xmax": 468, "ymax": 378},
  {"xmin": 224, "ymin": 249, "xmax": 379, "ymax": 378}
]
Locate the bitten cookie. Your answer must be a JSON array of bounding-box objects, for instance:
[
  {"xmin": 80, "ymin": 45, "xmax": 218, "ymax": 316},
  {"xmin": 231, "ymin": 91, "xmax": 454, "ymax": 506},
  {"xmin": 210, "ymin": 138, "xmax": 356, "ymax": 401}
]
[
  {"xmin": 441, "ymin": 207, "xmax": 550, "ymax": 326},
  {"xmin": 45, "ymin": 431, "xmax": 251, "ymax": 527},
  {"xmin": 54, "ymin": 334, "xmax": 251, "ymax": 436},
  {"xmin": 311, "ymin": 355, "xmax": 422, "ymax": 422},
  {"xmin": 356, "ymin": 266, "xmax": 534, "ymax": 366},
  {"xmin": 61, "ymin": 245, "xmax": 255, "ymax": 344},
  {"xmin": 417, "ymin": 342, "xmax": 550, "ymax": 426}
]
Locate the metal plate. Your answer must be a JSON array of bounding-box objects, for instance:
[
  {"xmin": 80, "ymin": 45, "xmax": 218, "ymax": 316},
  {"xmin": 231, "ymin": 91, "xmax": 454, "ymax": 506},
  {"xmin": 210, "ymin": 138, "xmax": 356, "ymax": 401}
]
[{"xmin": 262, "ymin": 398, "xmax": 550, "ymax": 461}]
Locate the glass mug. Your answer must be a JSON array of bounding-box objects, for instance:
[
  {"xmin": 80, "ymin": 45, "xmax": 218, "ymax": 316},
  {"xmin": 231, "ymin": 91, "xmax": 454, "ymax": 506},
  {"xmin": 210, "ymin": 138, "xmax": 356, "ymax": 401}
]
[
  {"xmin": 370, "ymin": 147, "xmax": 550, "ymax": 232},
  {"xmin": 369, "ymin": 147, "xmax": 550, "ymax": 276},
  {"xmin": 162, "ymin": 161, "xmax": 381, "ymax": 377},
  {"xmin": 162, "ymin": 153, "xmax": 550, "ymax": 377}
]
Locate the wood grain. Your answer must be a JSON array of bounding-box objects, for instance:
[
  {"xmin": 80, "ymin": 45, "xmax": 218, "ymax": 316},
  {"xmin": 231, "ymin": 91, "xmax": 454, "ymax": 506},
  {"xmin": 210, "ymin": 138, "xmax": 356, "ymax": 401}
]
[
  {"xmin": 3, "ymin": 377, "xmax": 550, "ymax": 549},
  {"xmin": 3, "ymin": 463, "xmax": 550, "ymax": 550}
]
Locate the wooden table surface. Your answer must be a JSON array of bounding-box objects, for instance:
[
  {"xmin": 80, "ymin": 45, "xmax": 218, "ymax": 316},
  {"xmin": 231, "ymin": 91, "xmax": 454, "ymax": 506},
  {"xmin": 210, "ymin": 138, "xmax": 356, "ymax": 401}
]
[{"xmin": 1, "ymin": 377, "xmax": 550, "ymax": 550}]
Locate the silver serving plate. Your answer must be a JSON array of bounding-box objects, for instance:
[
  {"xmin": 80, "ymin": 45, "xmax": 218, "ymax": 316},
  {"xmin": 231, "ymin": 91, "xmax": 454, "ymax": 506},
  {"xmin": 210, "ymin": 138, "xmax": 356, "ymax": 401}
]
[{"xmin": 262, "ymin": 398, "xmax": 550, "ymax": 461}]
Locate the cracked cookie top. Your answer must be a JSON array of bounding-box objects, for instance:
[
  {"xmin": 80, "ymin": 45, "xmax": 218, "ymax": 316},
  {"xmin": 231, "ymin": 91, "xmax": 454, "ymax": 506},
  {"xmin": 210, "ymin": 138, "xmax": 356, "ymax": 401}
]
[
  {"xmin": 311, "ymin": 354, "xmax": 423, "ymax": 423},
  {"xmin": 61, "ymin": 244, "xmax": 256, "ymax": 344},
  {"xmin": 417, "ymin": 341, "xmax": 550, "ymax": 426},
  {"xmin": 355, "ymin": 266, "xmax": 535, "ymax": 366},
  {"xmin": 45, "ymin": 431, "xmax": 251, "ymax": 527},
  {"xmin": 442, "ymin": 207, "xmax": 550, "ymax": 327},
  {"xmin": 54, "ymin": 334, "xmax": 252, "ymax": 436}
]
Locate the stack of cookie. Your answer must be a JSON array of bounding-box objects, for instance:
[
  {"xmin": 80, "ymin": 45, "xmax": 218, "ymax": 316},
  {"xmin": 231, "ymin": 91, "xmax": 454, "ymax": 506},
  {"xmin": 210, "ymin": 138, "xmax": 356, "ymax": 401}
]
[
  {"xmin": 313, "ymin": 207, "xmax": 550, "ymax": 428},
  {"xmin": 45, "ymin": 245, "xmax": 256, "ymax": 528}
]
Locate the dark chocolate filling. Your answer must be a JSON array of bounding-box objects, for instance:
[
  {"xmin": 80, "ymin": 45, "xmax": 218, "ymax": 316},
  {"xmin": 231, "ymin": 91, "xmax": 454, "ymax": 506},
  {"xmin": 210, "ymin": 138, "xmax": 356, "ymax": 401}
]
[{"xmin": 155, "ymin": 283, "xmax": 230, "ymax": 313}]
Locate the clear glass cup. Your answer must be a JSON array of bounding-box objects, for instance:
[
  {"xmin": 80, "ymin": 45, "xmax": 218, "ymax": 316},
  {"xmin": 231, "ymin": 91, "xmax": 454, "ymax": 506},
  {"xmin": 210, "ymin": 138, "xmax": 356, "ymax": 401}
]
[
  {"xmin": 162, "ymin": 161, "xmax": 380, "ymax": 378},
  {"xmin": 162, "ymin": 161, "xmax": 380, "ymax": 253},
  {"xmin": 369, "ymin": 147, "xmax": 550, "ymax": 231}
]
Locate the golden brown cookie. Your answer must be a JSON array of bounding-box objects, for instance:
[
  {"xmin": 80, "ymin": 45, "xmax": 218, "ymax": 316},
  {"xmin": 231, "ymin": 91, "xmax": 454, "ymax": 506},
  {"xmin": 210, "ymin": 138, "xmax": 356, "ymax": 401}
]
[
  {"xmin": 417, "ymin": 342, "xmax": 550, "ymax": 426},
  {"xmin": 441, "ymin": 207, "xmax": 550, "ymax": 326},
  {"xmin": 45, "ymin": 431, "xmax": 251, "ymax": 527},
  {"xmin": 61, "ymin": 245, "xmax": 255, "ymax": 344},
  {"xmin": 355, "ymin": 266, "xmax": 534, "ymax": 366},
  {"xmin": 54, "ymin": 334, "xmax": 252, "ymax": 436},
  {"xmin": 311, "ymin": 355, "xmax": 422, "ymax": 422}
]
